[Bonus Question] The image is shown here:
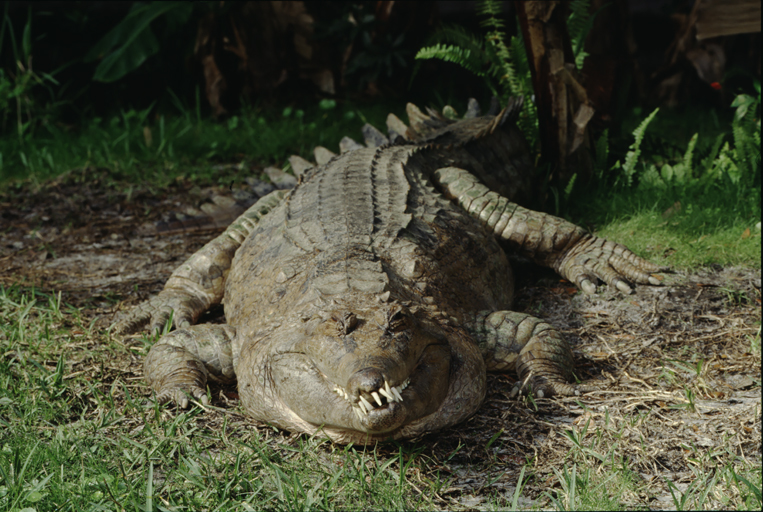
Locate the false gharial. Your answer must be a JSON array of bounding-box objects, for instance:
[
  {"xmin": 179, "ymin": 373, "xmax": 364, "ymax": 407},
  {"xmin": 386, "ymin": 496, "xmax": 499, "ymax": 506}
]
[{"xmin": 114, "ymin": 97, "xmax": 665, "ymax": 444}]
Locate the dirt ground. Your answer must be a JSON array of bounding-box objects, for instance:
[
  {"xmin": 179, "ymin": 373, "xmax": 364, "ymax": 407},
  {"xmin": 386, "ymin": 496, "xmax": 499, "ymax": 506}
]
[{"xmin": 1, "ymin": 167, "xmax": 760, "ymax": 509}]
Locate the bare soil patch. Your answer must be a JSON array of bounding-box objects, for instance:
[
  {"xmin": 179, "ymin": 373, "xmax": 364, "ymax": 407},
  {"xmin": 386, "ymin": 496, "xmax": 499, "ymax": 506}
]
[{"xmin": 1, "ymin": 168, "xmax": 760, "ymax": 508}]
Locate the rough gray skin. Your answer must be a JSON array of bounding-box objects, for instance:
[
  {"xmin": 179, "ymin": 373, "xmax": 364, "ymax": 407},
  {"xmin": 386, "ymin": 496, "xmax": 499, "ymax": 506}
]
[{"xmin": 114, "ymin": 98, "xmax": 665, "ymax": 445}]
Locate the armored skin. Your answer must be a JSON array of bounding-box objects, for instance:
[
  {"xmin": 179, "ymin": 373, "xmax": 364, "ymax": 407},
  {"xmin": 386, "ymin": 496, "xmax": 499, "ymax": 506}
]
[{"xmin": 115, "ymin": 98, "xmax": 665, "ymax": 444}]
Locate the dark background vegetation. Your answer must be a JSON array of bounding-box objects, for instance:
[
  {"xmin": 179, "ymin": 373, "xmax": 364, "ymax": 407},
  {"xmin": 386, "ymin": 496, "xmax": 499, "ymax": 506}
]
[{"xmin": 1, "ymin": 0, "xmax": 757, "ymax": 126}]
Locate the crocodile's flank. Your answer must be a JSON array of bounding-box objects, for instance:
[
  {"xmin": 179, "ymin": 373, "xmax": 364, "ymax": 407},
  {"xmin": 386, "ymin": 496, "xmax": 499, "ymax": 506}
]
[{"xmin": 114, "ymin": 97, "xmax": 666, "ymax": 444}]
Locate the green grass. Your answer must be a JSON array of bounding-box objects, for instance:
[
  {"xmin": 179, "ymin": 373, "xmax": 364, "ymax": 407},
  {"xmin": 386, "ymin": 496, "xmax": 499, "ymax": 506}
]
[
  {"xmin": 577, "ymin": 191, "xmax": 761, "ymax": 270},
  {"xmin": 0, "ymin": 286, "xmax": 447, "ymax": 511},
  {"xmin": 567, "ymin": 100, "xmax": 761, "ymax": 271},
  {"xmin": 0, "ymin": 99, "xmax": 400, "ymax": 188},
  {"xmin": 2, "ymin": 285, "xmax": 760, "ymax": 510},
  {"xmin": 539, "ymin": 417, "xmax": 763, "ymax": 511}
]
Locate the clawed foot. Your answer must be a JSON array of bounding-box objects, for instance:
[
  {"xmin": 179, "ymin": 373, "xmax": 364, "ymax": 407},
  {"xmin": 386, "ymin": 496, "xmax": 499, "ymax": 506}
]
[
  {"xmin": 113, "ymin": 291, "xmax": 206, "ymax": 334},
  {"xmin": 144, "ymin": 343, "xmax": 210, "ymax": 409},
  {"xmin": 510, "ymin": 371, "xmax": 595, "ymax": 399},
  {"xmin": 153, "ymin": 385, "xmax": 209, "ymax": 409},
  {"xmin": 555, "ymin": 234, "xmax": 669, "ymax": 295}
]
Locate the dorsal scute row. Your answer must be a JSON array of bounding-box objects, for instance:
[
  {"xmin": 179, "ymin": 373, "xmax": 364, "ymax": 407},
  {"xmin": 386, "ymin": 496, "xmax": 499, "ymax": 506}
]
[{"xmin": 283, "ymin": 96, "xmax": 524, "ymax": 178}]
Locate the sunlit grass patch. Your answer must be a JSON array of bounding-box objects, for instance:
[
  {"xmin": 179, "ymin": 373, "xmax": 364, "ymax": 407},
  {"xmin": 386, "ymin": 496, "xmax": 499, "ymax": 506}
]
[
  {"xmin": 0, "ymin": 100, "xmax": 399, "ymax": 188},
  {"xmin": 593, "ymin": 208, "xmax": 761, "ymax": 270},
  {"xmin": 0, "ymin": 286, "xmax": 448, "ymax": 510}
]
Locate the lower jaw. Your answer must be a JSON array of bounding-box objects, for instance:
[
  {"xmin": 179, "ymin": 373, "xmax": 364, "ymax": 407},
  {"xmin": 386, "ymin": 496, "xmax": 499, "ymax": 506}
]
[
  {"xmin": 361, "ymin": 405, "xmax": 407, "ymax": 433},
  {"xmin": 318, "ymin": 424, "xmax": 405, "ymax": 445}
]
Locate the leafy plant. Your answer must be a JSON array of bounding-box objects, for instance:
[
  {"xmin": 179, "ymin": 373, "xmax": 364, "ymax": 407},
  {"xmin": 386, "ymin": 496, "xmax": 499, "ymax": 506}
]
[
  {"xmin": 635, "ymin": 81, "xmax": 760, "ymax": 192},
  {"xmin": 593, "ymin": 128, "xmax": 609, "ymax": 178},
  {"xmin": 414, "ymin": 0, "xmax": 538, "ymax": 148},
  {"xmin": 567, "ymin": 0, "xmax": 611, "ymax": 70},
  {"xmin": 0, "ymin": 5, "xmax": 60, "ymax": 139},
  {"xmin": 567, "ymin": 0, "xmax": 592, "ymax": 69},
  {"xmin": 728, "ymin": 81, "xmax": 761, "ymax": 179},
  {"xmin": 346, "ymin": 31, "xmax": 408, "ymax": 89},
  {"xmin": 84, "ymin": 2, "xmax": 194, "ymax": 83},
  {"xmin": 314, "ymin": 3, "xmax": 410, "ymax": 91},
  {"xmin": 611, "ymin": 107, "xmax": 659, "ymax": 187},
  {"xmin": 415, "ymin": 0, "xmax": 601, "ymax": 153}
]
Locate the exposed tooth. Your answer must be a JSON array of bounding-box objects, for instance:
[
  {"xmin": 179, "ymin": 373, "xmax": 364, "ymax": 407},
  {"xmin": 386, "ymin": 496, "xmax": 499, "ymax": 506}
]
[
  {"xmin": 357, "ymin": 400, "xmax": 368, "ymax": 414},
  {"xmin": 344, "ymin": 391, "xmax": 349, "ymax": 400},
  {"xmin": 402, "ymin": 379, "xmax": 410, "ymax": 389},
  {"xmin": 371, "ymin": 391, "xmax": 383, "ymax": 406},
  {"xmin": 354, "ymin": 407, "xmax": 364, "ymax": 421},
  {"xmin": 379, "ymin": 388, "xmax": 393, "ymax": 401},
  {"xmin": 359, "ymin": 395, "xmax": 373, "ymax": 412},
  {"xmin": 385, "ymin": 379, "xmax": 392, "ymax": 395},
  {"xmin": 392, "ymin": 386, "xmax": 403, "ymax": 402}
]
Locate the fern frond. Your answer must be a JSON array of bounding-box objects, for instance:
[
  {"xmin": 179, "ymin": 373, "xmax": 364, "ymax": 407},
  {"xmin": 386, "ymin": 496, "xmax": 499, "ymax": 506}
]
[
  {"xmin": 683, "ymin": 133, "xmax": 698, "ymax": 178},
  {"xmin": 699, "ymin": 133, "xmax": 726, "ymax": 183},
  {"xmin": 732, "ymin": 102, "xmax": 760, "ymax": 177},
  {"xmin": 505, "ymin": 31, "xmax": 538, "ymax": 148},
  {"xmin": 594, "ymin": 129, "xmax": 609, "ymax": 177},
  {"xmin": 421, "ymin": 24, "xmax": 485, "ymax": 56},
  {"xmin": 623, "ymin": 108, "xmax": 659, "ymax": 186},
  {"xmin": 564, "ymin": 172, "xmax": 578, "ymax": 199},
  {"xmin": 506, "ymin": 33, "xmax": 530, "ymax": 96},
  {"xmin": 415, "ymin": 44, "xmax": 487, "ymax": 77},
  {"xmin": 413, "ymin": 24, "xmax": 491, "ymax": 89},
  {"xmin": 568, "ymin": 0, "xmax": 613, "ymax": 69},
  {"xmin": 567, "ymin": 0, "xmax": 591, "ymax": 56},
  {"xmin": 477, "ymin": 0, "xmax": 505, "ymax": 31}
]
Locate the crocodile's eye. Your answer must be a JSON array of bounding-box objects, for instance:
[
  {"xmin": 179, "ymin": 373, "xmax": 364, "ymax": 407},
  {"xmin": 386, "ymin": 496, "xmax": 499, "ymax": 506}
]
[
  {"xmin": 385, "ymin": 306, "xmax": 408, "ymax": 333},
  {"xmin": 333, "ymin": 312, "xmax": 358, "ymax": 335}
]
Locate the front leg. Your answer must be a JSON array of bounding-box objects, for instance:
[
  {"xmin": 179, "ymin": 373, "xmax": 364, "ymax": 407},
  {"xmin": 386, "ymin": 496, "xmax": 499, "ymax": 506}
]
[
  {"xmin": 473, "ymin": 311, "xmax": 591, "ymax": 397},
  {"xmin": 114, "ymin": 190, "xmax": 286, "ymax": 334},
  {"xmin": 144, "ymin": 324, "xmax": 236, "ymax": 408},
  {"xmin": 433, "ymin": 167, "xmax": 667, "ymax": 294}
]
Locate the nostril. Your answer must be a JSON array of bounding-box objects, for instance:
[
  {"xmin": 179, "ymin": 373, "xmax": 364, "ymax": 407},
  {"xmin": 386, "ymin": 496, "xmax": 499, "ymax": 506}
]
[{"xmin": 347, "ymin": 368, "xmax": 384, "ymax": 396}]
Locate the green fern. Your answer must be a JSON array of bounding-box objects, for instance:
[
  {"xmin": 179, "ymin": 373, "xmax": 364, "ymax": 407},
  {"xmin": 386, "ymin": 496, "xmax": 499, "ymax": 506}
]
[
  {"xmin": 621, "ymin": 108, "xmax": 659, "ymax": 186},
  {"xmin": 700, "ymin": 133, "xmax": 726, "ymax": 183},
  {"xmin": 682, "ymin": 132, "xmax": 698, "ymax": 179},
  {"xmin": 731, "ymin": 90, "xmax": 761, "ymax": 179},
  {"xmin": 477, "ymin": 0, "xmax": 519, "ymax": 100},
  {"xmin": 420, "ymin": 24, "xmax": 487, "ymax": 58},
  {"xmin": 480, "ymin": 1, "xmax": 539, "ymax": 147},
  {"xmin": 476, "ymin": 0, "xmax": 505, "ymax": 29},
  {"xmin": 594, "ymin": 128, "xmax": 609, "ymax": 178},
  {"xmin": 564, "ymin": 172, "xmax": 578, "ymax": 199},
  {"xmin": 415, "ymin": 0, "xmax": 599, "ymax": 153},
  {"xmin": 567, "ymin": 0, "xmax": 590, "ymax": 69},
  {"xmin": 415, "ymin": 45, "xmax": 485, "ymax": 77},
  {"xmin": 506, "ymin": 33, "xmax": 538, "ymax": 146}
]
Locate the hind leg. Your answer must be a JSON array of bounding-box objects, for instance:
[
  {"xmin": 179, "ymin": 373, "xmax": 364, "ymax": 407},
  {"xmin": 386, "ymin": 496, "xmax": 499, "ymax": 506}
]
[{"xmin": 473, "ymin": 311, "xmax": 591, "ymax": 398}]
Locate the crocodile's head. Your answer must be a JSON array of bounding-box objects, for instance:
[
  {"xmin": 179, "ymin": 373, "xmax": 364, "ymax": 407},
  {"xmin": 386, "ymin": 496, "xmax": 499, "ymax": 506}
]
[{"xmin": 250, "ymin": 301, "xmax": 486, "ymax": 444}]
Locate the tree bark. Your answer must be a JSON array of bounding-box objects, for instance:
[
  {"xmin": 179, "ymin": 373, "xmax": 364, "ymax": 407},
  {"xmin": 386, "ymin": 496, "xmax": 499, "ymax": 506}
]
[{"xmin": 515, "ymin": 1, "xmax": 594, "ymax": 187}]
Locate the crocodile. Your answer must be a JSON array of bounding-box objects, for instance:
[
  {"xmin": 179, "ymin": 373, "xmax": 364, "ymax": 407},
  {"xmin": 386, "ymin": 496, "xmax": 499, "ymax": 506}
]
[{"xmin": 114, "ymin": 97, "xmax": 665, "ymax": 444}]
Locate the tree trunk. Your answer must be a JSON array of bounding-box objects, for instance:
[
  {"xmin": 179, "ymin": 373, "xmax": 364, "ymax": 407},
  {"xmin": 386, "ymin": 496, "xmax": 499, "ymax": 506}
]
[{"xmin": 515, "ymin": 1, "xmax": 594, "ymax": 188}]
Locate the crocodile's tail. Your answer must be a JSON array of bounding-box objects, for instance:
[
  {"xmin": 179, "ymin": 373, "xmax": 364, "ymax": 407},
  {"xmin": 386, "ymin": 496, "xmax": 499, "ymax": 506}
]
[
  {"xmin": 328, "ymin": 96, "xmax": 524, "ymax": 151},
  {"xmin": 148, "ymin": 97, "xmax": 525, "ymax": 235},
  {"xmin": 284, "ymin": 96, "xmax": 514, "ymax": 179}
]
